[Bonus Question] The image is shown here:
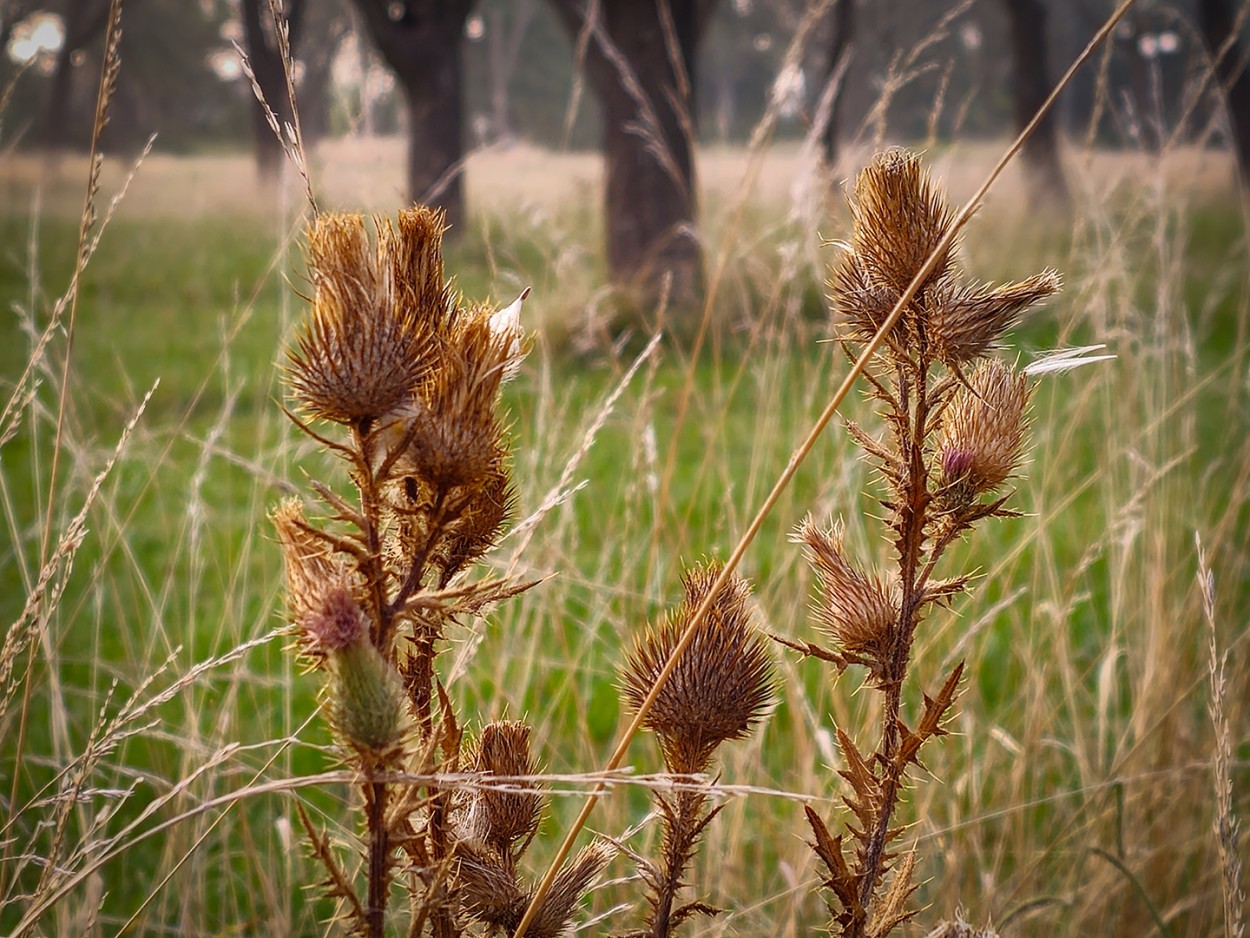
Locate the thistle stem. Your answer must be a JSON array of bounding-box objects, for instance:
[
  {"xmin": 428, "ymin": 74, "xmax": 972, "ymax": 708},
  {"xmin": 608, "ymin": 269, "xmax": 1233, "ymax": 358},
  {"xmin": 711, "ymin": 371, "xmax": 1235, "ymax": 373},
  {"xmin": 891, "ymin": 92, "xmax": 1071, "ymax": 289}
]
[
  {"xmin": 854, "ymin": 362, "xmax": 933, "ymax": 921},
  {"xmin": 651, "ymin": 788, "xmax": 706, "ymax": 938},
  {"xmin": 366, "ymin": 777, "xmax": 389, "ymax": 938}
]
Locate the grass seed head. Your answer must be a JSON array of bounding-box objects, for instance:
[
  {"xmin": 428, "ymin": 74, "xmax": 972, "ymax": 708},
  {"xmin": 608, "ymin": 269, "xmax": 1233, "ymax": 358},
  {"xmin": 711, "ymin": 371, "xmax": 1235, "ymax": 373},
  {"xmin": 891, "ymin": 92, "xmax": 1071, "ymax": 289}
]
[{"xmin": 621, "ymin": 565, "xmax": 774, "ymax": 775}]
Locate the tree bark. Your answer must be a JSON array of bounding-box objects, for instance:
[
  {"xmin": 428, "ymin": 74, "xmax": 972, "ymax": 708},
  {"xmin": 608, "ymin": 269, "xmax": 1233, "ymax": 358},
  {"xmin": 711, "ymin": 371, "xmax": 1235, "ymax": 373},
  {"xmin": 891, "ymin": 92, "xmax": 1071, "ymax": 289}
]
[
  {"xmin": 551, "ymin": 0, "xmax": 718, "ymax": 311},
  {"xmin": 350, "ymin": 0, "xmax": 472, "ymax": 230},
  {"xmin": 298, "ymin": 0, "xmax": 351, "ymax": 150},
  {"xmin": 1000, "ymin": 0, "xmax": 1069, "ymax": 210},
  {"xmin": 820, "ymin": 0, "xmax": 854, "ymax": 167},
  {"xmin": 1196, "ymin": 0, "xmax": 1250, "ymax": 187},
  {"xmin": 41, "ymin": 0, "xmax": 112, "ymax": 151}
]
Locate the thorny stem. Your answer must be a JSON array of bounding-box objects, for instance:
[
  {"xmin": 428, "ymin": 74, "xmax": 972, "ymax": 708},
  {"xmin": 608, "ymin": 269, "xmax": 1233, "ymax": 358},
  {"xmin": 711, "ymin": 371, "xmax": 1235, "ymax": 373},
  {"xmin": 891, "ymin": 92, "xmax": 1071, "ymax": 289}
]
[
  {"xmin": 366, "ymin": 777, "xmax": 389, "ymax": 938},
  {"xmin": 353, "ymin": 424, "xmax": 392, "ymax": 651},
  {"xmin": 855, "ymin": 360, "xmax": 932, "ymax": 920},
  {"xmin": 651, "ymin": 788, "xmax": 707, "ymax": 938}
]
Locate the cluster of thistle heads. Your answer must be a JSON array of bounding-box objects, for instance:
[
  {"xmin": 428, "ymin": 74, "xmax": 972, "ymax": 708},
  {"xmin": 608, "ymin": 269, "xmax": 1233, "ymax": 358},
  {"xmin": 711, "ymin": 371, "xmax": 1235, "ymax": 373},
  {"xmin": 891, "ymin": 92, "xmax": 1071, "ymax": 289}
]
[
  {"xmin": 272, "ymin": 207, "xmax": 608, "ymax": 935},
  {"xmin": 268, "ymin": 149, "xmax": 1062, "ymax": 937},
  {"xmin": 793, "ymin": 150, "xmax": 1060, "ymax": 934}
]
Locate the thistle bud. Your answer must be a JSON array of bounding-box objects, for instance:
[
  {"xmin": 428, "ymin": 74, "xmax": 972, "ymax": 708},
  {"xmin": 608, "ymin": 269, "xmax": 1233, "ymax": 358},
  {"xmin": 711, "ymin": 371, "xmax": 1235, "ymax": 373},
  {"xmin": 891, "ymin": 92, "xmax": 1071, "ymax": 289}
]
[
  {"xmin": 332, "ymin": 640, "xmax": 406, "ymax": 754},
  {"xmin": 938, "ymin": 359, "xmax": 1031, "ymax": 500},
  {"xmin": 797, "ymin": 517, "xmax": 897, "ymax": 679}
]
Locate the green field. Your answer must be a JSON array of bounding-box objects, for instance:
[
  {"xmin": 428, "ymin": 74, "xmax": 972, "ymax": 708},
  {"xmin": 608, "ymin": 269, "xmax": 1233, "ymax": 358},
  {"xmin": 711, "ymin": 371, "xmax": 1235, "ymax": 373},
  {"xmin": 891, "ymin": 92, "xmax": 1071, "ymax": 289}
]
[{"xmin": 1, "ymin": 141, "xmax": 1247, "ymax": 936}]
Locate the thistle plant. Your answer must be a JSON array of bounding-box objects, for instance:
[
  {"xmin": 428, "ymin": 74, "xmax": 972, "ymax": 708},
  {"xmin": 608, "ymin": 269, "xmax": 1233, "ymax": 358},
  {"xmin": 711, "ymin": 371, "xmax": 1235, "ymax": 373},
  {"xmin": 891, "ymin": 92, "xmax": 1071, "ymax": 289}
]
[
  {"xmin": 785, "ymin": 150, "xmax": 1061, "ymax": 935},
  {"xmin": 274, "ymin": 207, "xmax": 606, "ymax": 937},
  {"xmin": 618, "ymin": 565, "xmax": 774, "ymax": 937}
]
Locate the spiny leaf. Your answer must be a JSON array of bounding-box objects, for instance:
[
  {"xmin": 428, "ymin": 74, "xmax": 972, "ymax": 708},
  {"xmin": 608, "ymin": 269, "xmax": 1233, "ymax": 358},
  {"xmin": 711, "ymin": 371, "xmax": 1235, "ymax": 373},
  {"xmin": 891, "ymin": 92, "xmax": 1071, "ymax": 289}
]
[
  {"xmin": 295, "ymin": 802, "xmax": 368, "ymax": 935},
  {"xmin": 894, "ymin": 662, "xmax": 964, "ymax": 773}
]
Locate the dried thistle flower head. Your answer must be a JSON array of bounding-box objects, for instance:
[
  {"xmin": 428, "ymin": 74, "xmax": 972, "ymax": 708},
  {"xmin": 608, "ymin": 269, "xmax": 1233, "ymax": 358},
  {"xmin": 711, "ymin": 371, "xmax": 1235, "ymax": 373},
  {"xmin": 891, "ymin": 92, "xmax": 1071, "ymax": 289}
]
[
  {"xmin": 273, "ymin": 498, "xmax": 334, "ymax": 620},
  {"xmin": 937, "ymin": 359, "xmax": 1031, "ymax": 500},
  {"xmin": 286, "ymin": 209, "xmax": 445, "ymax": 426},
  {"xmin": 931, "ymin": 272, "xmax": 1061, "ymax": 366},
  {"xmin": 797, "ymin": 516, "xmax": 898, "ymax": 680},
  {"xmin": 459, "ymin": 839, "xmax": 612, "ymax": 938},
  {"xmin": 400, "ymin": 308, "xmax": 519, "ymax": 490},
  {"xmin": 621, "ymin": 565, "xmax": 774, "ymax": 775},
  {"xmin": 464, "ymin": 720, "xmax": 542, "ymax": 857},
  {"xmin": 829, "ymin": 150, "xmax": 1059, "ymax": 366},
  {"xmin": 524, "ymin": 840, "xmax": 613, "ymax": 938}
]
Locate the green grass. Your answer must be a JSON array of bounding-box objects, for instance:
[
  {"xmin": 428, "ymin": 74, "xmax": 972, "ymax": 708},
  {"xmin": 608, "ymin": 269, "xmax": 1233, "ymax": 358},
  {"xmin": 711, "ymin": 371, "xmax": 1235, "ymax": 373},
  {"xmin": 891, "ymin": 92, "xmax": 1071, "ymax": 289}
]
[{"xmin": 1, "ymin": 147, "xmax": 1248, "ymax": 936}]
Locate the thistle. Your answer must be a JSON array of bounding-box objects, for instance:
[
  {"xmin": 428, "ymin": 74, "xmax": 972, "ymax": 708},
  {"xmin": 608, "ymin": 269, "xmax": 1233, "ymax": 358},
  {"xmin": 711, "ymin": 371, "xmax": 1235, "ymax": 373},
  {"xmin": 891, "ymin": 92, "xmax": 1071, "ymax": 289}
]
[
  {"xmin": 619, "ymin": 565, "xmax": 774, "ymax": 937},
  {"xmin": 789, "ymin": 150, "xmax": 1059, "ymax": 936},
  {"xmin": 274, "ymin": 207, "xmax": 603, "ymax": 937}
]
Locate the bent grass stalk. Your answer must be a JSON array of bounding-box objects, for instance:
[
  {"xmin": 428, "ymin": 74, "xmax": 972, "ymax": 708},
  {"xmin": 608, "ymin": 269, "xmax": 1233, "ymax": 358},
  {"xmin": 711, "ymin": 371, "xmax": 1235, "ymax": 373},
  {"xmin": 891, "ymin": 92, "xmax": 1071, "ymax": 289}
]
[{"xmin": 512, "ymin": 4, "xmax": 1138, "ymax": 934}]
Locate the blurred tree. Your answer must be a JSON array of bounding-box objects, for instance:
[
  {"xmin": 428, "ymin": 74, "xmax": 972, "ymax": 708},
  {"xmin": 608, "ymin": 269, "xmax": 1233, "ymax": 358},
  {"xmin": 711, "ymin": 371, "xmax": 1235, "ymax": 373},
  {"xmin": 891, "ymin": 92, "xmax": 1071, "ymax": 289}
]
[
  {"xmin": 818, "ymin": 0, "xmax": 853, "ymax": 165},
  {"xmin": 550, "ymin": 0, "xmax": 718, "ymax": 310},
  {"xmin": 349, "ymin": 0, "xmax": 474, "ymax": 229},
  {"xmin": 298, "ymin": 0, "xmax": 351, "ymax": 148},
  {"xmin": 482, "ymin": 0, "xmax": 536, "ymax": 143},
  {"xmin": 41, "ymin": 0, "xmax": 111, "ymax": 149},
  {"xmin": 241, "ymin": 0, "xmax": 306, "ymax": 181},
  {"xmin": 1195, "ymin": 0, "xmax": 1250, "ymax": 185},
  {"xmin": 1000, "ymin": 0, "xmax": 1070, "ymax": 209}
]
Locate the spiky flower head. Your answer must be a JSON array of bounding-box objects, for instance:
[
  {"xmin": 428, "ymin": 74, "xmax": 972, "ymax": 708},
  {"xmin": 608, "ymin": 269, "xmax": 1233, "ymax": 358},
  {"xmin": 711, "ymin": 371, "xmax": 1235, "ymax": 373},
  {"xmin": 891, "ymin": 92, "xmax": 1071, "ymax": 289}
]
[
  {"xmin": 829, "ymin": 150, "xmax": 1058, "ymax": 366},
  {"xmin": 937, "ymin": 359, "xmax": 1031, "ymax": 501},
  {"xmin": 930, "ymin": 272, "xmax": 1061, "ymax": 366},
  {"xmin": 458, "ymin": 839, "xmax": 612, "ymax": 938},
  {"xmin": 272, "ymin": 497, "xmax": 365, "ymax": 667},
  {"xmin": 400, "ymin": 304, "xmax": 523, "ymax": 490},
  {"xmin": 464, "ymin": 720, "xmax": 542, "ymax": 857},
  {"xmin": 797, "ymin": 516, "xmax": 898, "ymax": 680},
  {"xmin": 286, "ymin": 208, "xmax": 447, "ymax": 426},
  {"xmin": 621, "ymin": 565, "xmax": 774, "ymax": 775},
  {"xmin": 830, "ymin": 150, "xmax": 954, "ymax": 344}
]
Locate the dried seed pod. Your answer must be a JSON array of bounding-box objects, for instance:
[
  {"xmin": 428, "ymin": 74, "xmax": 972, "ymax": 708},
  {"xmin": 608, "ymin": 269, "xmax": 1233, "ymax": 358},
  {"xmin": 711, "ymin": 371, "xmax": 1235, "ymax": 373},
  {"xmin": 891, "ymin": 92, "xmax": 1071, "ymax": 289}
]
[
  {"xmin": 937, "ymin": 359, "xmax": 1031, "ymax": 500},
  {"xmin": 286, "ymin": 212, "xmax": 440, "ymax": 426},
  {"xmin": 621, "ymin": 565, "xmax": 774, "ymax": 775},
  {"xmin": 930, "ymin": 272, "xmax": 1060, "ymax": 366},
  {"xmin": 402, "ymin": 310, "xmax": 513, "ymax": 490},
  {"xmin": 468, "ymin": 720, "xmax": 542, "ymax": 856},
  {"xmin": 848, "ymin": 149, "xmax": 954, "ymax": 298},
  {"xmin": 797, "ymin": 516, "xmax": 897, "ymax": 680}
]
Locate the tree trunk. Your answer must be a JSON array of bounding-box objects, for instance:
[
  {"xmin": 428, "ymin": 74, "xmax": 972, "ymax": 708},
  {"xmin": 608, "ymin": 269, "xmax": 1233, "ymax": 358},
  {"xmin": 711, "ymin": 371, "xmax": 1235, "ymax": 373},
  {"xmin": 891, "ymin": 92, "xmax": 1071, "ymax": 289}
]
[
  {"xmin": 820, "ymin": 0, "xmax": 854, "ymax": 167},
  {"xmin": 350, "ymin": 0, "xmax": 472, "ymax": 230},
  {"xmin": 1001, "ymin": 0, "xmax": 1069, "ymax": 209},
  {"xmin": 551, "ymin": 0, "xmax": 716, "ymax": 312},
  {"xmin": 298, "ymin": 1, "xmax": 351, "ymax": 150},
  {"xmin": 1196, "ymin": 0, "xmax": 1250, "ymax": 187},
  {"xmin": 41, "ymin": 0, "xmax": 112, "ymax": 150}
]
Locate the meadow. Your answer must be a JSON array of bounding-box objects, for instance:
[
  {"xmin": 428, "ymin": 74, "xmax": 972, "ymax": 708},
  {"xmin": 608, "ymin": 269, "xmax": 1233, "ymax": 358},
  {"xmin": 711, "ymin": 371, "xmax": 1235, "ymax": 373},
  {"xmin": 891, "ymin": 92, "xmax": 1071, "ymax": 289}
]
[{"xmin": 1, "ymin": 135, "xmax": 1247, "ymax": 936}]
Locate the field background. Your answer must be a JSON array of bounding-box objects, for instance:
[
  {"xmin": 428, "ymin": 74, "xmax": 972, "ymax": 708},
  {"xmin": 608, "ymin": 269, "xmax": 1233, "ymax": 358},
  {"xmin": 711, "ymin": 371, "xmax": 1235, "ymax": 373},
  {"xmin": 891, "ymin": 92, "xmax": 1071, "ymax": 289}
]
[{"xmin": 1, "ymin": 131, "xmax": 1248, "ymax": 936}]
